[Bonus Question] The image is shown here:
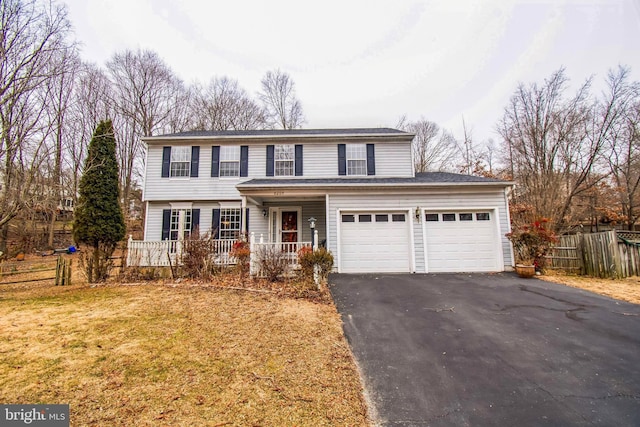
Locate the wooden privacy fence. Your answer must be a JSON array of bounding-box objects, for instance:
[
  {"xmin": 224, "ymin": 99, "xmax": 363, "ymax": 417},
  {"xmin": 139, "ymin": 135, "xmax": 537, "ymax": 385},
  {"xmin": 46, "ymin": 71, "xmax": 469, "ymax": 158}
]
[{"xmin": 547, "ymin": 230, "xmax": 640, "ymax": 278}]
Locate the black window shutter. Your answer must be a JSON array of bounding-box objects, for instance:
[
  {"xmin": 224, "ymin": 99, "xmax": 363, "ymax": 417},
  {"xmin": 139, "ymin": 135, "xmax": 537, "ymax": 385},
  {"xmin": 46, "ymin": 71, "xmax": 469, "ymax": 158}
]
[
  {"xmin": 266, "ymin": 145, "xmax": 274, "ymax": 176},
  {"xmin": 191, "ymin": 209, "xmax": 200, "ymax": 232},
  {"xmin": 245, "ymin": 207, "xmax": 250, "ymax": 232},
  {"xmin": 211, "ymin": 146, "xmax": 220, "ymax": 177},
  {"xmin": 161, "ymin": 209, "xmax": 171, "ymax": 240},
  {"xmin": 240, "ymin": 146, "xmax": 249, "ymax": 177},
  {"xmin": 212, "ymin": 208, "xmax": 221, "ymax": 239},
  {"xmin": 295, "ymin": 145, "xmax": 303, "ymax": 176},
  {"xmin": 190, "ymin": 146, "xmax": 200, "ymax": 177},
  {"xmin": 338, "ymin": 144, "xmax": 346, "ymax": 176},
  {"xmin": 162, "ymin": 147, "xmax": 171, "ymax": 177},
  {"xmin": 366, "ymin": 144, "xmax": 375, "ymax": 176}
]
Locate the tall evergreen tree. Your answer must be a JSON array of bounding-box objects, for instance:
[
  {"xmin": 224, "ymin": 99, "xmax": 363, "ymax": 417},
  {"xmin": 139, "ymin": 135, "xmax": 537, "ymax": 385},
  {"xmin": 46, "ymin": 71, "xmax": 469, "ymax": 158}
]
[{"xmin": 73, "ymin": 120, "xmax": 125, "ymax": 282}]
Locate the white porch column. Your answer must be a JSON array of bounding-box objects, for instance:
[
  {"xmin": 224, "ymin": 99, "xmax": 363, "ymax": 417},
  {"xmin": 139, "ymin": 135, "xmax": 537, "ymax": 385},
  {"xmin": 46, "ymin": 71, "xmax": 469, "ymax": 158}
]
[{"xmin": 241, "ymin": 196, "xmax": 247, "ymax": 235}]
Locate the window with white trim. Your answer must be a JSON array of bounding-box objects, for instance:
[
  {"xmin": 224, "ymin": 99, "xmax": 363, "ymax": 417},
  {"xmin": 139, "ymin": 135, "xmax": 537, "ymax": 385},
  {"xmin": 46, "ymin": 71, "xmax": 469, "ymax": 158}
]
[
  {"xmin": 220, "ymin": 208, "xmax": 241, "ymax": 239},
  {"xmin": 275, "ymin": 144, "xmax": 294, "ymax": 176},
  {"xmin": 219, "ymin": 146, "xmax": 240, "ymax": 177},
  {"xmin": 170, "ymin": 209, "xmax": 192, "ymax": 240},
  {"xmin": 346, "ymin": 144, "xmax": 367, "ymax": 176},
  {"xmin": 170, "ymin": 146, "xmax": 191, "ymax": 177}
]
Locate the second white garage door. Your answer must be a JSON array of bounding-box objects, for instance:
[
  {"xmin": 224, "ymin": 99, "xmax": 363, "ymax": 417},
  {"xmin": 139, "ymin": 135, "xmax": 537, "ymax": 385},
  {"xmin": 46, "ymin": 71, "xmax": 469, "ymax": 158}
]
[
  {"xmin": 424, "ymin": 211, "xmax": 500, "ymax": 272},
  {"xmin": 340, "ymin": 211, "xmax": 412, "ymax": 273}
]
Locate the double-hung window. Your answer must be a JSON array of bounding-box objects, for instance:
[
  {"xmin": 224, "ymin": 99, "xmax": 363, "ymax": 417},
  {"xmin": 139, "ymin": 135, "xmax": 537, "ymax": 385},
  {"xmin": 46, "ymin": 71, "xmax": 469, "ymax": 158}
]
[
  {"xmin": 170, "ymin": 146, "xmax": 191, "ymax": 177},
  {"xmin": 346, "ymin": 144, "xmax": 367, "ymax": 176},
  {"xmin": 219, "ymin": 208, "xmax": 241, "ymax": 239},
  {"xmin": 219, "ymin": 146, "xmax": 240, "ymax": 177},
  {"xmin": 275, "ymin": 145, "xmax": 294, "ymax": 176}
]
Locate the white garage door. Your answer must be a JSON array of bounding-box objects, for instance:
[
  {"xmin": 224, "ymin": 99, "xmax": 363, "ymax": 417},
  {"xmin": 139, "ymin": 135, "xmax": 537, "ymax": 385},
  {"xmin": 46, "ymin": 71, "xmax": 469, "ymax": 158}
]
[
  {"xmin": 340, "ymin": 212, "xmax": 411, "ymax": 273},
  {"xmin": 424, "ymin": 211, "xmax": 499, "ymax": 272}
]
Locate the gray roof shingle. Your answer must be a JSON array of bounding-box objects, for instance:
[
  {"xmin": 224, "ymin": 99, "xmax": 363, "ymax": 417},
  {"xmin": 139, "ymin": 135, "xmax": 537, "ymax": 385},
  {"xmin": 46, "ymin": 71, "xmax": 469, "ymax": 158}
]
[
  {"xmin": 237, "ymin": 172, "xmax": 512, "ymax": 188},
  {"xmin": 147, "ymin": 128, "xmax": 410, "ymax": 139}
]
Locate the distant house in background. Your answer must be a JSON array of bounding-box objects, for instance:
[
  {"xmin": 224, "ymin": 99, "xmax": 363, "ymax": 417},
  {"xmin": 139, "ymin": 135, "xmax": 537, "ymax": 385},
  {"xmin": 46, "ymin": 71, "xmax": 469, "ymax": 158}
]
[{"xmin": 129, "ymin": 128, "xmax": 514, "ymax": 273}]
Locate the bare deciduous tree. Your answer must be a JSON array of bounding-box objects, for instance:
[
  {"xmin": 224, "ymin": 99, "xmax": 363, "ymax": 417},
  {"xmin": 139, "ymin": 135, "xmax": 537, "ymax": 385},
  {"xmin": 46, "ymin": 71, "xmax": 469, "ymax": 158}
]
[
  {"xmin": 602, "ymin": 66, "xmax": 640, "ymax": 229},
  {"xmin": 259, "ymin": 69, "xmax": 304, "ymax": 129},
  {"xmin": 499, "ymin": 67, "xmax": 631, "ymax": 231},
  {"xmin": 41, "ymin": 47, "xmax": 80, "ymax": 247},
  {"xmin": 400, "ymin": 118, "xmax": 461, "ymax": 172},
  {"xmin": 107, "ymin": 49, "xmax": 185, "ymax": 213},
  {"xmin": 191, "ymin": 77, "xmax": 266, "ymax": 131},
  {"xmin": 0, "ymin": 0, "xmax": 73, "ymax": 250}
]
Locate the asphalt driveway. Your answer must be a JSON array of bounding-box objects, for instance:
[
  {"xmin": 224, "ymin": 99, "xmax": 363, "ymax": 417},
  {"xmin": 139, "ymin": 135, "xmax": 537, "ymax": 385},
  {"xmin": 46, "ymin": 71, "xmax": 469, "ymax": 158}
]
[{"xmin": 330, "ymin": 273, "xmax": 640, "ymax": 426}]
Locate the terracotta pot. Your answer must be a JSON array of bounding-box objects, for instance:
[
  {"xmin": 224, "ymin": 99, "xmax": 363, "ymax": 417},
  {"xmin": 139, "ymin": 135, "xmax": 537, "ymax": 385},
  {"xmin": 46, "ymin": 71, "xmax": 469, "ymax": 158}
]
[{"xmin": 515, "ymin": 264, "xmax": 535, "ymax": 278}]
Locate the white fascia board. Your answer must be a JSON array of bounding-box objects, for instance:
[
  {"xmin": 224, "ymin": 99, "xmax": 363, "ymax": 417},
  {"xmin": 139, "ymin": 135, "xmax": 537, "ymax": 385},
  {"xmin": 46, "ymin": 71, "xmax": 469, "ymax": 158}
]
[
  {"xmin": 143, "ymin": 133, "xmax": 415, "ymax": 144},
  {"xmin": 237, "ymin": 181, "xmax": 515, "ymax": 191}
]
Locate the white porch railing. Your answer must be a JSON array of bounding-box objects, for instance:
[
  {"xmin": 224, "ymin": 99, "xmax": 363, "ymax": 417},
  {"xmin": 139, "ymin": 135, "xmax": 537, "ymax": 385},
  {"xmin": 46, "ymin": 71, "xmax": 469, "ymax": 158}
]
[
  {"xmin": 126, "ymin": 237, "xmax": 238, "ymax": 267},
  {"xmin": 249, "ymin": 231, "xmax": 318, "ymax": 277},
  {"xmin": 126, "ymin": 230, "xmax": 319, "ymax": 278}
]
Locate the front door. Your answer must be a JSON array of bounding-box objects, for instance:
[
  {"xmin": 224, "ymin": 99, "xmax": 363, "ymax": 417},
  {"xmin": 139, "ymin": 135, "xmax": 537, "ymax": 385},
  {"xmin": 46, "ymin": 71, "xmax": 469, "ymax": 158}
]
[
  {"xmin": 281, "ymin": 210, "xmax": 298, "ymax": 243},
  {"xmin": 270, "ymin": 208, "xmax": 301, "ymax": 243}
]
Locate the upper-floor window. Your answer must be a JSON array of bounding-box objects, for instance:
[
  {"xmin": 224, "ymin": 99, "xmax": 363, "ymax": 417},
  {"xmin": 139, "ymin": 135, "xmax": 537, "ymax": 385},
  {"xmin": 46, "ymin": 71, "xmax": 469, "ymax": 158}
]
[
  {"xmin": 346, "ymin": 144, "xmax": 367, "ymax": 176},
  {"xmin": 275, "ymin": 145, "xmax": 294, "ymax": 176},
  {"xmin": 170, "ymin": 146, "xmax": 191, "ymax": 177},
  {"xmin": 162, "ymin": 146, "xmax": 199, "ymax": 178},
  {"xmin": 338, "ymin": 143, "xmax": 375, "ymax": 176},
  {"xmin": 211, "ymin": 145, "xmax": 248, "ymax": 178},
  {"xmin": 267, "ymin": 144, "xmax": 302, "ymax": 177},
  {"xmin": 220, "ymin": 146, "xmax": 240, "ymax": 177}
]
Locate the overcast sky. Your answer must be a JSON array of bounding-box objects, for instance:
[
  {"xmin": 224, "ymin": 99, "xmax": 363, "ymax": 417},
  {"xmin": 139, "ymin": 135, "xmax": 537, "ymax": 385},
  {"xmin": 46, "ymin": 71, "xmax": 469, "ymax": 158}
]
[{"xmin": 63, "ymin": 0, "xmax": 640, "ymax": 142}]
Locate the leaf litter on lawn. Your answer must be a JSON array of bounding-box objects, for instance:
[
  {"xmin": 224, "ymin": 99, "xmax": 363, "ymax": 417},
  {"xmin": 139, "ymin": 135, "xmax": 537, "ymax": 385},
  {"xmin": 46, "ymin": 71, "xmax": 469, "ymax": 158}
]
[{"xmin": 0, "ymin": 280, "xmax": 369, "ymax": 426}]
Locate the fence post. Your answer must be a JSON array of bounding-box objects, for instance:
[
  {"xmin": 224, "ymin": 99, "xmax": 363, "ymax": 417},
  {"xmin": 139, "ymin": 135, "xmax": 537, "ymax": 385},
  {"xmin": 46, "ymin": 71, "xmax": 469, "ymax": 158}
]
[
  {"xmin": 126, "ymin": 235, "xmax": 133, "ymax": 267},
  {"xmin": 55, "ymin": 256, "xmax": 71, "ymax": 286},
  {"xmin": 249, "ymin": 232, "xmax": 256, "ymax": 276},
  {"xmin": 313, "ymin": 230, "xmax": 319, "ymax": 251}
]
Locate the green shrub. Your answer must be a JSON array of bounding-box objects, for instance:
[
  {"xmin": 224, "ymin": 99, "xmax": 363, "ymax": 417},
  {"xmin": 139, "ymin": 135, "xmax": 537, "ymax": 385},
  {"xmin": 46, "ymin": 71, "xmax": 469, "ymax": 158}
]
[{"xmin": 298, "ymin": 247, "xmax": 334, "ymax": 281}]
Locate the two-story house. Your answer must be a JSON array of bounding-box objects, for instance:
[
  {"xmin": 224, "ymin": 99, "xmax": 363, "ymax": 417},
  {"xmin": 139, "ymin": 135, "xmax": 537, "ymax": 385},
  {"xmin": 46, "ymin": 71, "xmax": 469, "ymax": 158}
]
[{"xmin": 134, "ymin": 128, "xmax": 514, "ymax": 273}]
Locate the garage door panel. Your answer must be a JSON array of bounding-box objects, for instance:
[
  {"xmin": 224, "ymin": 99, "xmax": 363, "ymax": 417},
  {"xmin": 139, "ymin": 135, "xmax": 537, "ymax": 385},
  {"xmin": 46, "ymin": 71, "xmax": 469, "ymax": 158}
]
[
  {"xmin": 340, "ymin": 211, "xmax": 411, "ymax": 273},
  {"xmin": 425, "ymin": 211, "xmax": 499, "ymax": 273}
]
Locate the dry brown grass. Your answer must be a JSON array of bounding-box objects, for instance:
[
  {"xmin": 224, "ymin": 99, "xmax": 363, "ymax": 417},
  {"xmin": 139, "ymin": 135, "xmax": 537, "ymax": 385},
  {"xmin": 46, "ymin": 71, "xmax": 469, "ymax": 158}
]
[
  {"xmin": 0, "ymin": 282, "xmax": 369, "ymax": 426},
  {"xmin": 540, "ymin": 272, "xmax": 640, "ymax": 304}
]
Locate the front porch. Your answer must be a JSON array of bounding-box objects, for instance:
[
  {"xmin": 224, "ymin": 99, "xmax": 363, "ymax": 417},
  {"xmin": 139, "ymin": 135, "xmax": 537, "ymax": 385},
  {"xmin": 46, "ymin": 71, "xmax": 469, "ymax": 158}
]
[{"xmin": 126, "ymin": 229, "xmax": 321, "ymax": 277}]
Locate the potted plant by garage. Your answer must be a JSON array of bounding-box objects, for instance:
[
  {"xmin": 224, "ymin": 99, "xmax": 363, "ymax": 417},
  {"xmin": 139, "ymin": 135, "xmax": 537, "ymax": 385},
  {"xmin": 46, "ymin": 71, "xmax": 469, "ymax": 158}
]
[{"xmin": 506, "ymin": 219, "xmax": 557, "ymax": 278}]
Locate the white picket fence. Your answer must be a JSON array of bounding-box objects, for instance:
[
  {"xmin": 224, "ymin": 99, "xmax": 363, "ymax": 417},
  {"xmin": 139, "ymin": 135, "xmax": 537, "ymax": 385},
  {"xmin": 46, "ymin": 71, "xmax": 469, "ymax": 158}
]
[{"xmin": 126, "ymin": 230, "xmax": 319, "ymax": 277}]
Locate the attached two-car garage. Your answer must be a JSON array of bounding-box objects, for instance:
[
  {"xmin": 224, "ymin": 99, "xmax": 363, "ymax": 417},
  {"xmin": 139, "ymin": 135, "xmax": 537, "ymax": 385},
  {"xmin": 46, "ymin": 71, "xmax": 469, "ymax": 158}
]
[{"xmin": 338, "ymin": 208, "xmax": 502, "ymax": 273}]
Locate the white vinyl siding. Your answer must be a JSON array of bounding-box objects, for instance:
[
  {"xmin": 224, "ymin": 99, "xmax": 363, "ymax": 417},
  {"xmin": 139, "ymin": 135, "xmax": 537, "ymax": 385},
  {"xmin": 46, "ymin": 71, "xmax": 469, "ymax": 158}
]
[
  {"xmin": 145, "ymin": 202, "xmax": 220, "ymax": 241},
  {"xmin": 144, "ymin": 140, "xmax": 415, "ymax": 201},
  {"xmin": 145, "ymin": 145, "xmax": 242, "ymax": 201}
]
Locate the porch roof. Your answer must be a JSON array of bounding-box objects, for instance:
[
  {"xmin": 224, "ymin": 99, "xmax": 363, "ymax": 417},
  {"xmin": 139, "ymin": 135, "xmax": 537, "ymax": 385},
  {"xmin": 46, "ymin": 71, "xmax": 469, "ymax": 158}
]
[{"xmin": 236, "ymin": 172, "xmax": 514, "ymax": 190}]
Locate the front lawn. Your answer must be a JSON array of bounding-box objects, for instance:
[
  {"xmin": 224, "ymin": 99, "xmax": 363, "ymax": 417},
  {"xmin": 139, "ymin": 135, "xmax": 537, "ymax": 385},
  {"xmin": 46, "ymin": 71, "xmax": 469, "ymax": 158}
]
[
  {"xmin": 541, "ymin": 273, "xmax": 640, "ymax": 304},
  {"xmin": 0, "ymin": 283, "xmax": 368, "ymax": 426}
]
